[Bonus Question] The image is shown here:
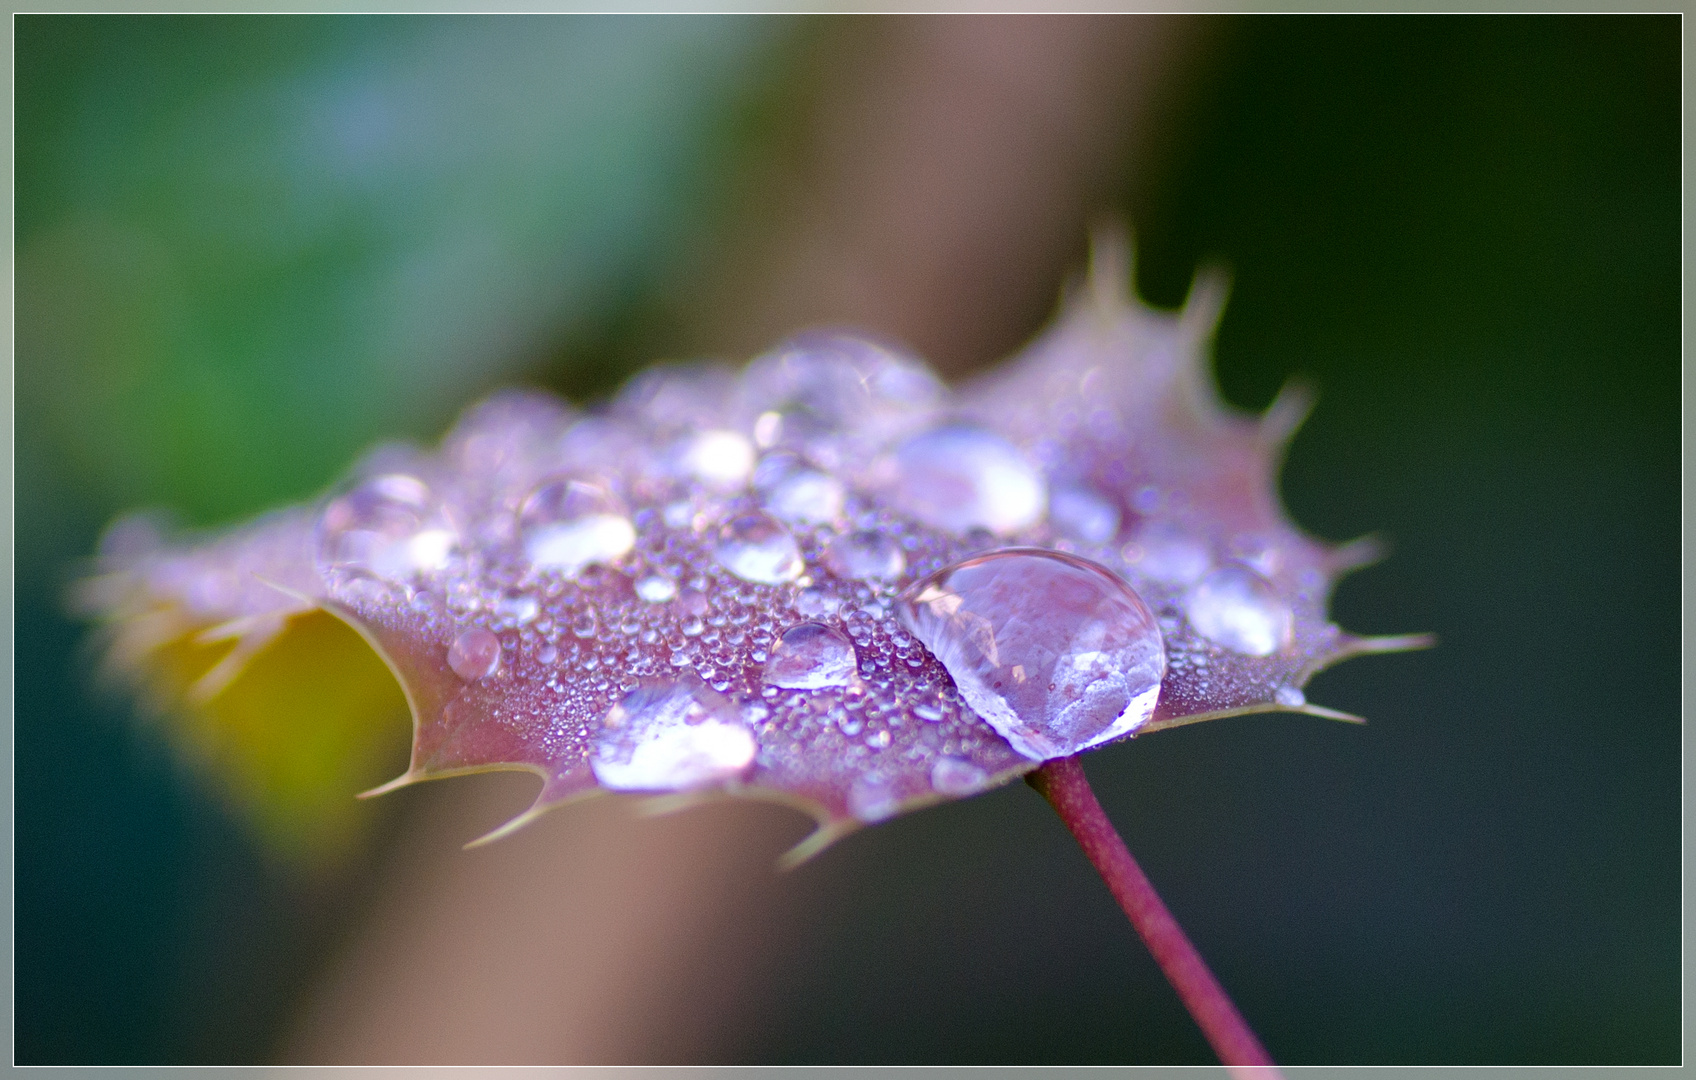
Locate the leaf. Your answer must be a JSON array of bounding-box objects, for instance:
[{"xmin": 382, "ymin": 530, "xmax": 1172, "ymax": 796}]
[{"xmin": 76, "ymin": 230, "xmax": 1428, "ymax": 862}]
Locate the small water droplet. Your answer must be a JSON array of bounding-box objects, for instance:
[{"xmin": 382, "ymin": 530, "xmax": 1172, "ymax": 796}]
[
  {"xmin": 1125, "ymin": 523, "xmax": 1211, "ymax": 585},
  {"xmin": 591, "ymin": 676, "xmax": 757, "ymax": 791},
  {"xmin": 929, "ymin": 756, "xmax": 990, "ymax": 796},
  {"xmin": 764, "ymin": 622, "xmax": 857, "ymax": 690},
  {"xmin": 679, "ymin": 429, "xmax": 755, "ymax": 488},
  {"xmin": 318, "ymin": 473, "xmax": 457, "ymax": 581},
  {"xmin": 714, "ymin": 512, "xmax": 803, "ymax": 584},
  {"xmin": 636, "ymin": 575, "xmax": 678, "ymax": 603},
  {"xmin": 866, "ymin": 729, "xmax": 891, "ymax": 749},
  {"xmin": 743, "ymin": 332, "xmax": 942, "ymax": 456},
  {"xmin": 794, "ymin": 588, "xmax": 840, "ymax": 618},
  {"xmin": 571, "ymin": 609, "xmax": 598, "ymax": 638},
  {"xmin": 897, "ymin": 548, "xmax": 1165, "ymax": 761},
  {"xmin": 1274, "ymin": 684, "xmax": 1306, "ymax": 707},
  {"xmin": 763, "ymin": 468, "xmax": 846, "ymax": 525},
  {"xmin": 891, "ymin": 425, "xmax": 1046, "ymax": 535},
  {"xmin": 825, "ymin": 530, "xmax": 907, "ymax": 582},
  {"xmin": 1049, "ymin": 485, "xmax": 1121, "ymax": 545},
  {"xmin": 448, "ymin": 628, "xmax": 502, "ymax": 681},
  {"xmin": 520, "ymin": 478, "xmax": 635, "ymax": 576},
  {"xmin": 494, "ymin": 593, "xmax": 539, "ymax": 624},
  {"xmin": 848, "ymin": 775, "xmax": 901, "ymax": 823},
  {"xmin": 1184, "ymin": 565, "xmax": 1294, "ymax": 657},
  {"xmin": 537, "ymin": 645, "xmax": 559, "ymax": 665}
]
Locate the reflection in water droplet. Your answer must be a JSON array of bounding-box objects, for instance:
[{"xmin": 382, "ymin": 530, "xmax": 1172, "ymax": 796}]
[
  {"xmin": 1184, "ymin": 565, "xmax": 1293, "ymax": 657},
  {"xmin": 897, "ymin": 548, "xmax": 1165, "ymax": 761},
  {"xmin": 520, "ymin": 478, "xmax": 635, "ymax": 576},
  {"xmin": 764, "ymin": 468, "xmax": 846, "ymax": 525},
  {"xmin": 825, "ymin": 530, "xmax": 906, "ymax": 582},
  {"xmin": 318, "ymin": 473, "xmax": 457, "ymax": 581},
  {"xmin": 680, "ymin": 429, "xmax": 755, "ymax": 488},
  {"xmin": 714, "ymin": 512, "xmax": 803, "ymax": 584},
  {"xmin": 929, "ymin": 756, "xmax": 990, "ymax": 796},
  {"xmin": 891, "ymin": 425, "xmax": 1046, "ymax": 535},
  {"xmin": 1274, "ymin": 684, "xmax": 1306, "ymax": 707},
  {"xmin": 448, "ymin": 628, "xmax": 502, "ymax": 681},
  {"xmin": 636, "ymin": 575, "xmax": 678, "ymax": 603},
  {"xmin": 764, "ymin": 622, "xmax": 857, "ymax": 689},
  {"xmin": 590, "ymin": 676, "xmax": 757, "ymax": 791},
  {"xmin": 1049, "ymin": 485, "xmax": 1121, "ymax": 545}
]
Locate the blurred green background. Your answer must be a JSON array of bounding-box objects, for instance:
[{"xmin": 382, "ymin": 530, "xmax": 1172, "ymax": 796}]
[{"xmin": 15, "ymin": 15, "xmax": 1678, "ymax": 1063}]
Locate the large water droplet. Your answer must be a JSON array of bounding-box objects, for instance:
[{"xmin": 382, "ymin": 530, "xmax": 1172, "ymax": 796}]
[
  {"xmin": 1184, "ymin": 564, "xmax": 1293, "ymax": 656},
  {"xmin": 714, "ymin": 512, "xmax": 803, "ymax": 584},
  {"xmin": 824, "ymin": 530, "xmax": 906, "ymax": 581},
  {"xmin": 590, "ymin": 676, "xmax": 757, "ymax": 791},
  {"xmin": 764, "ymin": 622, "xmax": 857, "ymax": 689},
  {"xmin": 679, "ymin": 429, "xmax": 755, "ymax": 489},
  {"xmin": 318, "ymin": 473, "xmax": 457, "ymax": 581},
  {"xmin": 897, "ymin": 548, "xmax": 1165, "ymax": 761},
  {"xmin": 519, "ymin": 477, "xmax": 635, "ymax": 576},
  {"xmin": 448, "ymin": 627, "xmax": 501, "ymax": 681},
  {"xmin": 890, "ymin": 425, "xmax": 1046, "ymax": 535}
]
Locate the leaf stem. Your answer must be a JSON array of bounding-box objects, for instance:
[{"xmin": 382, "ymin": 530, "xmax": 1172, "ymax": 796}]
[{"xmin": 1028, "ymin": 756, "xmax": 1280, "ymax": 1078}]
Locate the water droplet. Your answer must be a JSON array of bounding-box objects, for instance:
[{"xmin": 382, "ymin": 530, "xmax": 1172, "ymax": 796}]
[
  {"xmin": 590, "ymin": 676, "xmax": 757, "ymax": 792},
  {"xmin": 764, "ymin": 622, "xmax": 857, "ymax": 690},
  {"xmin": 794, "ymin": 588, "xmax": 840, "ymax": 618},
  {"xmin": 714, "ymin": 512, "xmax": 803, "ymax": 584},
  {"xmin": 448, "ymin": 628, "xmax": 502, "ymax": 681},
  {"xmin": 825, "ymin": 530, "xmax": 907, "ymax": 582},
  {"xmin": 1274, "ymin": 685, "xmax": 1306, "ymax": 707},
  {"xmin": 890, "ymin": 425, "xmax": 1046, "ymax": 535},
  {"xmin": 897, "ymin": 548, "xmax": 1165, "ymax": 761},
  {"xmin": 865, "ymin": 729, "xmax": 891, "ymax": 749},
  {"xmin": 494, "ymin": 594, "xmax": 539, "ymax": 624},
  {"xmin": 636, "ymin": 575, "xmax": 678, "ymax": 603},
  {"xmin": 929, "ymin": 756, "xmax": 990, "ymax": 796},
  {"xmin": 763, "ymin": 468, "xmax": 846, "ymax": 525},
  {"xmin": 848, "ymin": 775, "xmax": 901, "ymax": 823},
  {"xmin": 571, "ymin": 609, "xmax": 598, "ymax": 638},
  {"xmin": 519, "ymin": 478, "xmax": 635, "ymax": 576},
  {"xmin": 1184, "ymin": 565, "xmax": 1293, "ymax": 657},
  {"xmin": 679, "ymin": 429, "xmax": 755, "ymax": 489},
  {"xmin": 1049, "ymin": 485, "xmax": 1121, "ymax": 545},
  {"xmin": 1125, "ymin": 522, "xmax": 1211, "ymax": 585},
  {"xmin": 318, "ymin": 473, "xmax": 457, "ymax": 581},
  {"xmin": 537, "ymin": 645, "xmax": 559, "ymax": 665},
  {"xmin": 742, "ymin": 332, "xmax": 943, "ymax": 458}
]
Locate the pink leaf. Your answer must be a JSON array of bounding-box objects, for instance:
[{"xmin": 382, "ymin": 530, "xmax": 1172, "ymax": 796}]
[{"xmin": 79, "ymin": 231, "xmax": 1428, "ymax": 862}]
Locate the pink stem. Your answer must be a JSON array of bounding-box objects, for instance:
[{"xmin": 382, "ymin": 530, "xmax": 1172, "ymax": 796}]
[{"xmin": 1028, "ymin": 756, "xmax": 1281, "ymax": 1078}]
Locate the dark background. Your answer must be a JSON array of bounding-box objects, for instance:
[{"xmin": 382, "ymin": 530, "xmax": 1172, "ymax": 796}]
[{"xmin": 15, "ymin": 15, "xmax": 1680, "ymax": 1063}]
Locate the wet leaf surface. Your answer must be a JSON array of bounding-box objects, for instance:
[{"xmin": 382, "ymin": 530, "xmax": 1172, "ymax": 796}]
[{"xmin": 78, "ymin": 236, "xmax": 1424, "ymax": 858}]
